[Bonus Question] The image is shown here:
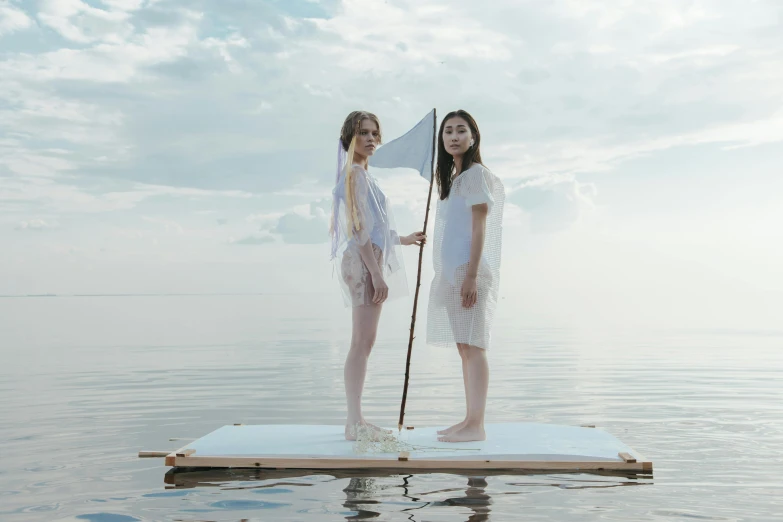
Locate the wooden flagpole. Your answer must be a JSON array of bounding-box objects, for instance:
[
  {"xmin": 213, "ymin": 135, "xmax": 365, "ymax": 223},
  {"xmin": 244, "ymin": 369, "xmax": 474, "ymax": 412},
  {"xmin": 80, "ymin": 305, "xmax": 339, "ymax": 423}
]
[{"xmin": 398, "ymin": 108, "xmax": 437, "ymax": 431}]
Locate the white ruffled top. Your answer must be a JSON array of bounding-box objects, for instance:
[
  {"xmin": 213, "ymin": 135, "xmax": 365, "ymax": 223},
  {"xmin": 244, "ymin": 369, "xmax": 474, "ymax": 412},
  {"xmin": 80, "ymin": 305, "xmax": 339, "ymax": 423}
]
[{"xmin": 432, "ymin": 163, "xmax": 504, "ymax": 285}]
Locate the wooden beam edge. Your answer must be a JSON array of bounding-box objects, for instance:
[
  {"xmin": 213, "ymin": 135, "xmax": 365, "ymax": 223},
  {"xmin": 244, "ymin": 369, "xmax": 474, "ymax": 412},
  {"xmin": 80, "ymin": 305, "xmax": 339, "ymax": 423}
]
[
  {"xmin": 175, "ymin": 449, "xmax": 196, "ymax": 457},
  {"xmin": 164, "ymin": 438, "xmax": 196, "ymax": 467},
  {"xmin": 138, "ymin": 450, "xmax": 171, "ymax": 458},
  {"xmin": 618, "ymin": 452, "xmax": 637, "ymax": 463},
  {"xmin": 164, "ymin": 455, "xmax": 652, "ymax": 472}
]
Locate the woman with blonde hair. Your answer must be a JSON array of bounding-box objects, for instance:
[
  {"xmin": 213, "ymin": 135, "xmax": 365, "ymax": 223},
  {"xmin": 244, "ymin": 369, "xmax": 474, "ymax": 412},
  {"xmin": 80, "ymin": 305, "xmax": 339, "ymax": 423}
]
[{"xmin": 330, "ymin": 111, "xmax": 425, "ymax": 440}]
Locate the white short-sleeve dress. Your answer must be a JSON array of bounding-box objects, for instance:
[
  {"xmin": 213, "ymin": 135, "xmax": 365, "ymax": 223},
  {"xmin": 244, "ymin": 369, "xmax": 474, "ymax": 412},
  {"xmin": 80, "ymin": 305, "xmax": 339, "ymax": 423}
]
[{"xmin": 426, "ymin": 163, "xmax": 505, "ymax": 350}]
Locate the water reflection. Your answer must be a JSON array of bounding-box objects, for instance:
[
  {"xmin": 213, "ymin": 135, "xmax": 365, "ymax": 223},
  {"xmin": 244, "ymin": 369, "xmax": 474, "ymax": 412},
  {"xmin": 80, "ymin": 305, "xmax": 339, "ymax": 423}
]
[
  {"xmin": 450, "ymin": 477, "xmax": 491, "ymax": 521},
  {"xmin": 343, "ymin": 477, "xmax": 382, "ymax": 520},
  {"xmin": 164, "ymin": 467, "xmax": 652, "ymax": 521},
  {"xmin": 418, "ymin": 476, "xmax": 491, "ymax": 522},
  {"xmin": 341, "ymin": 475, "xmax": 493, "ymax": 521},
  {"xmin": 164, "ymin": 467, "xmax": 653, "ymax": 489}
]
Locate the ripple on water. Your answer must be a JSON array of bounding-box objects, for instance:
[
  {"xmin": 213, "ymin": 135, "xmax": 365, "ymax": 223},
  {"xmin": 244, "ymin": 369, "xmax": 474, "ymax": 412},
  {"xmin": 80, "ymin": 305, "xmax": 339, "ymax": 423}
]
[
  {"xmin": 209, "ymin": 499, "xmax": 291, "ymax": 510},
  {"xmin": 24, "ymin": 464, "xmax": 68, "ymax": 473},
  {"xmin": 20, "ymin": 503, "xmax": 61, "ymax": 513},
  {"xmin": 650, "ymin": 510, "xmax": 733, "ymax": 520},
  {"xmin": 252, "ymin": 487, "xmax": 294, "ymax": 494},
  {"xmin": 75, "ymin": 514, "xmax": 141, "ymax": 522},
  {"xmin": 141, "ymin": 490, "xmax": 190, "ymax": 498}
]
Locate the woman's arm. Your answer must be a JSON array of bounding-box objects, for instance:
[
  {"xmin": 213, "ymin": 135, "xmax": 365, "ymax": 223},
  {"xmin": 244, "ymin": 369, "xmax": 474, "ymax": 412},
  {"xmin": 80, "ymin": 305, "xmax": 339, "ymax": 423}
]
[
  {"xmin": 357, "ymin": 241, "xmax": 388, "ymax": 304},
  {"xmin": 462, "ymin": 203, "xmax": 488, "ymax": 308},
  {"xmin": 358, "ymin": 240, "xmax": 382, "ymax": 279},
  {"xmin": 399, "ymin": 231, "xmax": 426, "ymax": 246}
]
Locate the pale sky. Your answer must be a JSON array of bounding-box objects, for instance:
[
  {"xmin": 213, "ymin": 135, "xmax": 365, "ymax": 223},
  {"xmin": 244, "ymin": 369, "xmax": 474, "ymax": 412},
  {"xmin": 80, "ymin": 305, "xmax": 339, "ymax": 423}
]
[{"xmin": 2, "ymin": 0, "xmax": 782, "ymax": 330}]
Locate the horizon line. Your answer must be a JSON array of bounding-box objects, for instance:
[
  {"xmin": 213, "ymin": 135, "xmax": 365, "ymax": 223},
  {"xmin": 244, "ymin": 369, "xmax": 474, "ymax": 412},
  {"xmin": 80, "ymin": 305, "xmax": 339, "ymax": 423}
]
[{"xmin": 0, "ymin": 292, "xmax": 334, "ymax": 298}]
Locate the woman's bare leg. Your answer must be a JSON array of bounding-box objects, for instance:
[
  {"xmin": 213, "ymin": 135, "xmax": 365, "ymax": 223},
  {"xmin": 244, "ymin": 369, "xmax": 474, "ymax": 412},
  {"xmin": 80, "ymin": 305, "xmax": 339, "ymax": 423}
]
[
  {"xmin": 345, "ymin": 302, "xmax": 385, "ymax": 440},
  {"xmin": 438, "ymin": 344, "xmax": 488, "ymax": 442},
  {"xmin": 438, "ymin": 344, "xmax": 472, "ymax": 435}
]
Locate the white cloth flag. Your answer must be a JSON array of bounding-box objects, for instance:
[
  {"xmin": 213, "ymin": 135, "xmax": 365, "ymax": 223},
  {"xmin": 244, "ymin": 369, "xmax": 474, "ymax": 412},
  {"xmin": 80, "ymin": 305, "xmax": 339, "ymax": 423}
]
[{"xmin": 369, "ymin": 109, "xmax": 435, "ymax": 181}]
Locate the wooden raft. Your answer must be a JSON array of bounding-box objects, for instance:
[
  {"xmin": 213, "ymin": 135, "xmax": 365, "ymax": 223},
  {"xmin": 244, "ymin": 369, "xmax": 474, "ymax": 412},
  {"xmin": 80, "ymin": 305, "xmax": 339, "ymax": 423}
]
[{"xmin": 149, "ymin": 422, "xmax": 652, "ymax": 473}]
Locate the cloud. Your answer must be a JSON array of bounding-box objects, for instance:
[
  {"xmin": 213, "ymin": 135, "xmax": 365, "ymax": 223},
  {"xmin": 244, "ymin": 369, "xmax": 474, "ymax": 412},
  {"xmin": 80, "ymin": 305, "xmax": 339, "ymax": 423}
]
[
  {"xmin": 0, "ymin": 175, "xmax": 254, "ymax": 214},
  {"xmin": 0, "ymin": 95, "xmax": 125, "ymax": 165},
  {"xmin": 3, "ymin": 0, "xmax": 782, "ymax": 197},
  {"xmin": 273, "ymin": 212, "xmax": 329, "ymax": 244},
  {"xmin": 202, "ymin": 31, "xmax": 250, "ymax": 73},
  {"xmin": 12, "ymin": 0, "xmax": 777, "ymax": 210},
  {"xmin": 232, "ymin": 234, "xmax": 275, "ymax": 245},
  {"xmin": 99, "ymin": 0, "xmax": 147, "ymax": 13},
  {"xmin": 245, "ymin": 211, "xmax": 284, "ymax": 225},
  {"xmin": 509, "ymin": 177, "xmax": 597, "ymax": 233},
  {"xmin": 4, "ymin": 11, "xmax": 202, "ymax": 83},
  {"xmin": 309, "ymin": 0, "xmax": 518, "ymax": 70},
  {"xmin": 142, "ymin": 215, "xmax": 184, "ymax": 234},
  {"xmin": 15, "ymin": 219, "xmax": 57, "ymax": 231},
  {"xmin": 493, "ymin": 108, "xmax": 783, "ymax": 187},
  {"xmin": 0, "ymin": 3, "xmax": 33, "ymax": 36},
  {"xmin": 270, "ymin": 200, "xmax": 331, "ymax": 244},
  {"xmin": 37, "ymin": 0, "xmax": 135, "ymax": 44}
]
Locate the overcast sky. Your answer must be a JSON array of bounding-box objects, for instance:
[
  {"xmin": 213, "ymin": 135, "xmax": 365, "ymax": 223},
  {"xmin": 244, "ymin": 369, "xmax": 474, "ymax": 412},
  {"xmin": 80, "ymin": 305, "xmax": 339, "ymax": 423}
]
[{"xmin": 2, "ymin": 0, "xmax": 781, "ymax": 329}]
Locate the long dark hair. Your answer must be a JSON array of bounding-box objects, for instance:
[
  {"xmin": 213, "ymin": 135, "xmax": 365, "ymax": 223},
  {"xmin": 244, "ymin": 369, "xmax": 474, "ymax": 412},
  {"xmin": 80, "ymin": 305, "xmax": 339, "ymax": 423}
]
[{"xmin": 436, "ymin": 110, "xmax": 483, "ymax": 200}]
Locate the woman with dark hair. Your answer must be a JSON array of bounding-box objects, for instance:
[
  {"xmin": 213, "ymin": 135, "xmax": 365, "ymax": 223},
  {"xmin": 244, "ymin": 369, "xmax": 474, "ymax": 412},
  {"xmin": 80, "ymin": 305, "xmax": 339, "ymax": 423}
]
[
  {"xmin": 330, "ymin": 111, "xmax": 425, "ymax": 440},
  {"xmin": 427, "ymin": 110, "xmax": 505, "ymax": 442}
]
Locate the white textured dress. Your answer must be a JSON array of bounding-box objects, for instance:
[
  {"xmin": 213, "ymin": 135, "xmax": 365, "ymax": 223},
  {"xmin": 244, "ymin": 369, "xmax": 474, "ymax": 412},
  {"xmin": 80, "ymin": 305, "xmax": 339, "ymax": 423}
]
[
  {"xmin": 426, "ymin": 163, "xmax": 505, "ymax": 350},
  {"xmin": 331, "ymin": 164, "xmax": 408, "ymax": 307}
]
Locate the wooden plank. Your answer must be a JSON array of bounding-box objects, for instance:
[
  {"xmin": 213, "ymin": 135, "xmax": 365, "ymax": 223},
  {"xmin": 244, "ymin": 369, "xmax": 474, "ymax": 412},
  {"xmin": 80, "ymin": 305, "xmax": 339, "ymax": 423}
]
[
  {"xmin": 138, "ymin": 451, "xmax": 171, "ymax": 458},
  {"xmin": 618, "ymin": 452, "xmax": 636, "ymax": 463},
  {"xmin": 164, "ymin": 439, "xmax": 195, "ymax": 467},
  {"xmin": 165, "ymin": 454, "xmax": 652, "ymax": 472},
  {"xmin": 632, "ymin": 451, "xmax": 653, "ymax": 472},
  {"xmin": 175, "ymin": 449, "xmax": 196, "ymax": 457}
]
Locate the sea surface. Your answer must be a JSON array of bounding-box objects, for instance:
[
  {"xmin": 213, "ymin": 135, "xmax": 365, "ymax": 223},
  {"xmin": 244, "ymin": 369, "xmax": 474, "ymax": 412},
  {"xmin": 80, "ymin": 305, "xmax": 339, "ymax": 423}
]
[{"xmin": 0, "ymin": 295, "xmax": 781, "ymax": 521}]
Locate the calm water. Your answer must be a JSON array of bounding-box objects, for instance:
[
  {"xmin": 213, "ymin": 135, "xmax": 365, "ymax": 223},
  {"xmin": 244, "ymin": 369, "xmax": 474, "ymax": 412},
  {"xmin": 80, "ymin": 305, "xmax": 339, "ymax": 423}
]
[{"xmin": 0, "ymin": 295, "xmax": 781, "ymax": 521}]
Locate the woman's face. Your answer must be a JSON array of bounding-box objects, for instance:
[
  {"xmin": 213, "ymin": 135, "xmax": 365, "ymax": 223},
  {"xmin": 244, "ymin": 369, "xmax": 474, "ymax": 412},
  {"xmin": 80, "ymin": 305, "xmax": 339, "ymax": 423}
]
[
  {"xmin": 352, "ymin": 118, "xmax": 380, "ymax": 161},
  {"xmin": 442, "ymin": 116, "xmax": 473, "ymax": 157}
]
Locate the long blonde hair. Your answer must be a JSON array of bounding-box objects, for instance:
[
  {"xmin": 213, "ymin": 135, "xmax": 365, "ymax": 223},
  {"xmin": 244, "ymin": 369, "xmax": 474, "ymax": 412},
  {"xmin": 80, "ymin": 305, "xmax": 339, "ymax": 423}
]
[{"xmin": 338, "ymin": 111, "xmax": 382, "ymax": 238}]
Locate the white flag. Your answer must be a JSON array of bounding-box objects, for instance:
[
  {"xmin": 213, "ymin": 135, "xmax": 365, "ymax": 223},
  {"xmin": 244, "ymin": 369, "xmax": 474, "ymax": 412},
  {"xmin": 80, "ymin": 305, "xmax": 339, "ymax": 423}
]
[{"xmin": 369, "ymin": 109, "xmax": 435, "ymax": 181}]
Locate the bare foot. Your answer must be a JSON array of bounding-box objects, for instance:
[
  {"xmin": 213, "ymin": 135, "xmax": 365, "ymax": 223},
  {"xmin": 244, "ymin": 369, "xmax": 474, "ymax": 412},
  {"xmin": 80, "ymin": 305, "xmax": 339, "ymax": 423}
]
[
  {"xmin": 437, "ymin": 419, "xmax": 467, "ymax": 435},
  {"xmin": 363, "ymin": 421, "xmax": 392, "ymax": 434},
  {"xmin": 437, "ymin": 424, "xmax": 486, "ymax": 443},
  {"xmin": 345, "ymin": 420, "xmax": 391, "ymax": 441}
]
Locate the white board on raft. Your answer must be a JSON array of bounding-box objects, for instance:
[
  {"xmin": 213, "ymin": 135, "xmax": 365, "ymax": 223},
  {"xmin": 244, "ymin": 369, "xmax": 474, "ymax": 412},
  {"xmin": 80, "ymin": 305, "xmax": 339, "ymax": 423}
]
[{"xmin": 163, "ymin": 422, "xmax": 653, "ymax": 473}]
